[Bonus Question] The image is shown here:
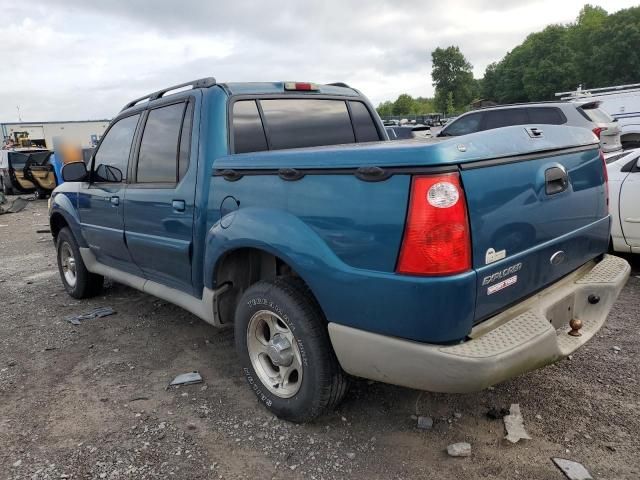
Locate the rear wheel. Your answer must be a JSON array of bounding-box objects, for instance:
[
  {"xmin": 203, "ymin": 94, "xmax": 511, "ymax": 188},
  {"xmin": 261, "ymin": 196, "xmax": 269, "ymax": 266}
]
[
  {"xmin": 235, "ymin": 277, "xmax": 348, "ymax": 422},
  {"xmin": 56, "ymin": 227, "xmax": 103, "ymax": 298}
]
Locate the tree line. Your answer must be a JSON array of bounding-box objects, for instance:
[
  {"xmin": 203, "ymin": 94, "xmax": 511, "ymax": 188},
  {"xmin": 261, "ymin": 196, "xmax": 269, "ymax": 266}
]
[{"xmin": 377, "ymin": 4, "xmax": 640, "ymax": 117}]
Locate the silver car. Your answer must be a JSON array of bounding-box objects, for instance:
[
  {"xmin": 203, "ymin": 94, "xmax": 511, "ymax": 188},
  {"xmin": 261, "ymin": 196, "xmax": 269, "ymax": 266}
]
[{"xmin": 437, "ymin": 101, "xmax": 622, "ymax": 152}]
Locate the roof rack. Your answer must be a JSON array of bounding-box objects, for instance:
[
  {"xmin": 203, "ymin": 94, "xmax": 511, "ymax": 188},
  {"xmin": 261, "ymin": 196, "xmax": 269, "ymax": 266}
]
[
  {"xmin": 555, "ymin": 83, "xmax": 640, "ymax": 100},
  {"xmin": 326, "ymin": 82, "xmax": 351, "ymax": 88},
  {"xmin": 121, "ymin": 77, "xmax": 217, "ymax": 111}
]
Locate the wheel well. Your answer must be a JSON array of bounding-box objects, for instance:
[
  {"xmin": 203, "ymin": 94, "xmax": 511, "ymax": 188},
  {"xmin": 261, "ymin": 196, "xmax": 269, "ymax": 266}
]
[
  {"xmin": 213, "ymin": 248, "xmax": 309, "ymax": 325},
  {"xmin": 50, "ymin": 212, "xmax": 69, "ymax": 240}
]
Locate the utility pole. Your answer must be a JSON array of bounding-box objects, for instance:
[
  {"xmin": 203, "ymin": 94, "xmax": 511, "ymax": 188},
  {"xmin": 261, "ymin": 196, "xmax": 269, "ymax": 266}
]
[{"xmin": 16, "ymin": 105, "xmax": 23, "ymax": 122}]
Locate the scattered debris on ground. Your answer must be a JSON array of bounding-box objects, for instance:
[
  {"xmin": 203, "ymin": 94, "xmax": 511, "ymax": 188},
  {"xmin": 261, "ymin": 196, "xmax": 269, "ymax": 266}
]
[
  {"xmin": 552, "ymin": 458, "xmax": 593, "ymax": 480},
  {"xmin": 447, "ymin": 442, "xmax": 471, "ymax": 457},
  {"xmin": 504, "ymin": 403, "xmax": 531, "ymax": 443},
  {"xmin": 65, "ymin": 306, "xmax": 116, "ymax": 325},
  {"xmin": 0, "ymin": 196, "xmax": 28, "ymax": 215},
  {"xmin": 169, "ymin": 371, "xmax": 203, "ymax": 387},
  {"xmin": 417, "ymin": 415, "xmax": 433, "ymax": 430}
]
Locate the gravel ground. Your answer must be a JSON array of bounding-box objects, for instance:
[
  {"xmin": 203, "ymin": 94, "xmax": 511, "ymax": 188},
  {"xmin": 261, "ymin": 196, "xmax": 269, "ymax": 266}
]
[{"xmin": 1, "ymin": 198, "xmax": 639, "ymax": 480}]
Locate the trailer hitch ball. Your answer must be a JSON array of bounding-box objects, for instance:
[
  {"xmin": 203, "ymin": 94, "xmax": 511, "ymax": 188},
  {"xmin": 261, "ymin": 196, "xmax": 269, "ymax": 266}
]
[{"xmin": 568, "ymin": 318, "xmax": 583, "ymax": 337}]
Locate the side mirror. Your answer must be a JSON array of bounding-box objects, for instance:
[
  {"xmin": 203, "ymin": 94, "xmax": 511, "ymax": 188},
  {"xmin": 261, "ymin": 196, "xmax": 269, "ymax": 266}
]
[{"xmin": 61, "ymin": 162, "xmax": 88, "ymax": 182}]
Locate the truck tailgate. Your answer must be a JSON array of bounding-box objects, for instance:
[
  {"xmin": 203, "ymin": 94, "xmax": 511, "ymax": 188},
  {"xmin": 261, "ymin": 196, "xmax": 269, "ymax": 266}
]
[{"xmin": 461, "ymin": 146, "xmax": 609, "ymax": 322}]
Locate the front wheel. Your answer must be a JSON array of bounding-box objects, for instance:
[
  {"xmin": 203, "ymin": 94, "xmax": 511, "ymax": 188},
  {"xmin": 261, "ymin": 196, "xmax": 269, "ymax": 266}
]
[
  {"xmin": 235, "ymin": 277, "xmax": 348, "ymax": 422},
  {"xmin": 56, "ymin": 227, "xmax": 104, "ymax": 298}
]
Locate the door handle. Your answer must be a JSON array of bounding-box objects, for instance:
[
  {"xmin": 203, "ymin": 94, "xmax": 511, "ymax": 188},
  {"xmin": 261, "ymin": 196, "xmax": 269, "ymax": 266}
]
[
  {"xmin": 110, "ymin": 196, "xmax": 119, "ymax": 206},
  {"xmin": 545, "ymin": 166, "xmax": 568, "ymax": 195},
  {"xmin": 624, "ymin": 218, "xmax": 640, "ymax": 224},
  {"xmin": 172, "ymin": 200, "xmax": 186, "ymax": 212}
]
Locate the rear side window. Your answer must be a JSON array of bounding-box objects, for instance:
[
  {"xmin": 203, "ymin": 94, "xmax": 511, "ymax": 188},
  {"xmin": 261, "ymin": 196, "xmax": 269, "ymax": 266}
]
[
  {"xmin": 482, "ymin": 109, "xmax": 528, "ymax": 130},
  {"xmin": 579, "ymin": 105, "xmax": 614, "ymax": 124},
  {"xmin": 528, "ymin": 107, "xmax": 565, "ymax": 125},
  {"xmin": 349, "ymin": 101, "xmax": 380, "ymax": 142},
  {"xmin": 94, "ymin": 114, "xmax": 140, "ymax": 183},
  {"xmin": 233, "ymin": 100, "xmax": 268, "ymax": 154},
  {"xmin": 441, "ymin": 113, "xmax": 482, "ymax": 136},
  {"xmin": 260, "ymin": 99, "xmax": 355, "ymax": 150},
  {"xmin": 137, "ymin": 103, "xmax": 185, "ymax": 183}
]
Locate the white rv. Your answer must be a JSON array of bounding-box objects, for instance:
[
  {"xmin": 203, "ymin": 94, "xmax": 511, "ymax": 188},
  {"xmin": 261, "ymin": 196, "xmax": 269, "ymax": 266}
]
[{"xmin": 556, "ymin": 84, "xmax": 640, "ymax": 149}]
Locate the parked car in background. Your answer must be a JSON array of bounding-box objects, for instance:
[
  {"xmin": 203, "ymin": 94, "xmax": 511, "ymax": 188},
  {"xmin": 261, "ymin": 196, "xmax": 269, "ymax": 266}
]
[
  {"xmin": 50, "ymin": 78, "xmax": 629, "ymax": 422},
  {"xmin": 0, "ymin": 148, "xmax": 51, "ymax": 196},
  {"xmin": 557, "ymin": 83, "xmax": 640, "ymax": 150},
  {"xmin": 385, "ymin": 124, "xmax": 431, "ymax": 141},
  {"xmin": 438, "ymin": 101, "xmax": 622, "ymax": 152},
  {"xmin": 606, "ymin": 148, "xmax": 640, "ymax": 254}
]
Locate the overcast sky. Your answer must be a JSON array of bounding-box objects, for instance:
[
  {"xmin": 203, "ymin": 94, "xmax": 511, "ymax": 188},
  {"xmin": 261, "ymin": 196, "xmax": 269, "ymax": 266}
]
[{"xmin": 0, "ymin": 0, "xmax": 636, "ymax": 121}]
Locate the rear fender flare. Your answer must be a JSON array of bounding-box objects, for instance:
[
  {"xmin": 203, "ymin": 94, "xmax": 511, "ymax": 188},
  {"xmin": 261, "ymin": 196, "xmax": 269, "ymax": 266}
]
[{"xmin": 203, "ymin": 207, "xmax": 343, "ymax": 300}]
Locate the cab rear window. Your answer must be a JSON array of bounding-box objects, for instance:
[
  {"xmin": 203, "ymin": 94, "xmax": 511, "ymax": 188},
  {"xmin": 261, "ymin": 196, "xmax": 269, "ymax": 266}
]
[{"xmin": 231, "ymin": 98, "xmax": 381, "ymax": 153}]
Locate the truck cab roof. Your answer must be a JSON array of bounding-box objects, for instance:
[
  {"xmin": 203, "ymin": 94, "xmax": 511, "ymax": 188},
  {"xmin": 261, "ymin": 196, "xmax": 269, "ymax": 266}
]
[{"xmin": 120, "ymin": 77, "xmax": 361, "ymax": 114}]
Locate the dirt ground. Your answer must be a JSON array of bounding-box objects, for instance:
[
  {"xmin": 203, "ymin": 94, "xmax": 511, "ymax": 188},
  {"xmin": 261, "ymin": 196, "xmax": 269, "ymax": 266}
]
[{"xmin": 1, "ymin": 198, "xmax": 639, "ymax": 480}]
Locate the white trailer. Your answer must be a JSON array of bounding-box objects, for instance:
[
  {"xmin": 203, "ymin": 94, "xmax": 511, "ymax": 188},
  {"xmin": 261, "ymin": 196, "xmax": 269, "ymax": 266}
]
[{"xmin": 556, "ymin": 84, "xmax": 640, "ymax": 149}]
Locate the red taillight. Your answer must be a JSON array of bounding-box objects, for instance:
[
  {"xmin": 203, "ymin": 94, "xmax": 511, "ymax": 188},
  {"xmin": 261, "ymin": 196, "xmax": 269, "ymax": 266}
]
[
  {"xmin": 600, "ymin": 150, "xmax": 609, "ymax": 211},
  {"xmin": 592, "ymin": 127, "xmax": 603, "ymax": 139},
  {"xmin": 396, "ymin": 173, "xmax": 471, "ymax": 276},
  {"xmin": 284, "ymin": 82, "xmax": 318, "ymax": 91}
]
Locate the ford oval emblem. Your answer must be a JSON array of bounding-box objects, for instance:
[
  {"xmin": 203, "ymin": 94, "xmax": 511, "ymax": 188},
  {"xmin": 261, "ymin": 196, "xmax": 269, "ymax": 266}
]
[{"xmin": 550, "ymin": 251, "xmax": 567, "ymax": 265}]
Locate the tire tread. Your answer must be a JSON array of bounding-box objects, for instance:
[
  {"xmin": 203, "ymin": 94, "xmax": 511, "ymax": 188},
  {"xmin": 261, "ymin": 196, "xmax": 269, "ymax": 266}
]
[{"xmin": 236, "ymin": 276, "xmax": 348, "ymax": 422}]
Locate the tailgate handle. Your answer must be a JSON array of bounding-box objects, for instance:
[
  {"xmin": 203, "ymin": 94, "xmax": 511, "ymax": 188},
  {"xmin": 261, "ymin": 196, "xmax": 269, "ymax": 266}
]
[{"xmin": 545, "ymin": 166, "xmax": 568, "ymax": 195}]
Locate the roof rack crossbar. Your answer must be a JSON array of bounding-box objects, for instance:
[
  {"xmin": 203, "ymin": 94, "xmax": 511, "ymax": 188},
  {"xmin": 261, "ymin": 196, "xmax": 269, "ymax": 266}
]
[
  {"xmin": 121, "ymin": 77, "xmax": 217, "ymax": 111},
  {"xmin": 555, "ymin": 83, "xmax": 640, "ymax": 98}
]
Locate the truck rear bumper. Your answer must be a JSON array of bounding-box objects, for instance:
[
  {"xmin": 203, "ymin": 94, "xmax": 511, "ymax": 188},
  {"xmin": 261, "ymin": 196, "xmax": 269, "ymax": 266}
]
[{"xmin": 328, "ymin": 254, "xmax": 630, "ymax": 393}]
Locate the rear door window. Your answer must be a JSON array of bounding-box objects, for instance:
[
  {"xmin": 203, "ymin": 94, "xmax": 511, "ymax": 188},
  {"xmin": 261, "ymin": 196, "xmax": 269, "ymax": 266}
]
[
  {"xmin": 349, "ymin": 101, "xmax": 380, "ymax": 142},
  {"xmin": 93, "ymin": 114, "xmax": 140, "ymax": 183},
  {"xmin": 136, "ymin": 103, "xmax": 185, "ymax": 183},
  {"xmin": 482, "ymin": 109, "xmax": 528, "ymax": 130},
  {"xmin": 527, "ymin": 107, "xmax": 566, "ymax": 124},
  {"xmin": 260, "ymin": 99, "xmax": 355, "ymax": 150},
  {"xmin": 233, "ymin": 100, "xmax": 268, "ymax": 154}
]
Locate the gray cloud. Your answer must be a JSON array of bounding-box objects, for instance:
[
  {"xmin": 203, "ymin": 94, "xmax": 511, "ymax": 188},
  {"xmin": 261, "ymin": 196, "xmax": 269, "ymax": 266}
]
[{"xmin": 0, "ymin": 0, "xmax": 636, "ymax": 120}]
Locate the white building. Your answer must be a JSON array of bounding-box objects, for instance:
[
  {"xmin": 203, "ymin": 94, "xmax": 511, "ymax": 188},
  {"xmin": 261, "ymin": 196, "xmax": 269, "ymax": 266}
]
[{"xmin": 1, "ymin": 120, "xmax": 110, "ymax": 149}]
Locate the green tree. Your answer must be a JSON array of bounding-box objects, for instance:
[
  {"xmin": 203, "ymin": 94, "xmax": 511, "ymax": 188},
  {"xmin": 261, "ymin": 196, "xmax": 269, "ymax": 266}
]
[
  {"xmin": 431, "ymin": 46, "xmax": 475, "ymax": 112},
  {"xmin": 377, "ymin": 95, "xmax": 436, "ymax": 117},
  {"xmin": 393, "ymin": 94, "xmax": 415, "ymax": 115},
  {"xmin": 445, "ymin": 92, "xmax": 455, "ymax": 115},
  {"xmin": 481, "ymin": 5, "xmax": 640, "ymax": 102},
  {"xmin": 376, "ymin": 101, "xmax": 394, "ymax": 117}
]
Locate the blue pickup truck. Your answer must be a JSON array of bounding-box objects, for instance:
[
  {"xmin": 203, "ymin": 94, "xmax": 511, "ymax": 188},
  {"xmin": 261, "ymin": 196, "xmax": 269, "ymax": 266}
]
[{"xmin": 49, "ymin": 78, "xmax": 630, "ymax": 422}]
